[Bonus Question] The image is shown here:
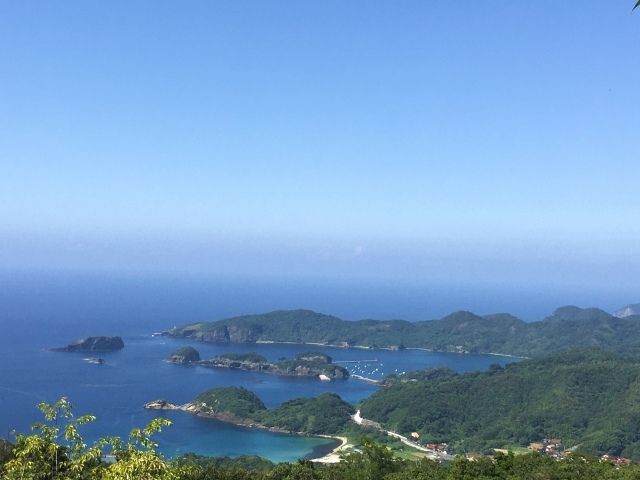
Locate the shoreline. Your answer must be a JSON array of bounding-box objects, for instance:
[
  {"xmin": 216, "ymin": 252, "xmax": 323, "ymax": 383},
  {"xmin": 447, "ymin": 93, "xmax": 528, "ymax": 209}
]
[
  {"xmin": 175, "ymin": 336, "xmax": 526, "ymax": 359},
  {"xmin": 487, "ymin": 352, "xmax": 529, "ymax": 359},
  {"xmin": 350, "ymin": 374, "xmax": 381, "ymax": 384},
  {"xmin": 145, "ymin": 400, "xmax": 348, "ymax": 460},
  {"xmin": 310, "ymin": 435, "xmax": 349, "ymax": 463}
]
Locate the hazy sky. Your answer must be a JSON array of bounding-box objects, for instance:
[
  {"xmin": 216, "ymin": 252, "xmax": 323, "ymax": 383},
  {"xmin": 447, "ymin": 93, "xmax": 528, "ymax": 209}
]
[{"xmin": 1, "ymin": 1, "xmax": 639, "ymax": 291}]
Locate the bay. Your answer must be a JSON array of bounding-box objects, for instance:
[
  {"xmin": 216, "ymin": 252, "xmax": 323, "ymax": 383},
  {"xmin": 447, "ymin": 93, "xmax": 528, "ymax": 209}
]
[{"xmin": 0, "ymin": 270, "xmax": 517, "ymax": 461}]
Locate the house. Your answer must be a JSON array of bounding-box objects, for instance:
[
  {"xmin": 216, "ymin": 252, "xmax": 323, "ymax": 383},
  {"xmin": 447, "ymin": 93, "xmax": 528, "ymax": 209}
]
[
  {"xmin": 601, "ymin": 455, "xmax": 632, "ymax": 466},
  {"xmin": 545, "ymin": 439, "xmax": 562, "ymax": 448},
  {"xmin": 425, "ymin": 443, "xmax": 448, "ymax": 452}
]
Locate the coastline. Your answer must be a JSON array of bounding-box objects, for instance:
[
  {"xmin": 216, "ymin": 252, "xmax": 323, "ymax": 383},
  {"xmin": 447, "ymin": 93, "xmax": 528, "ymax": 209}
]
[
  {"xmin": 350, "ymin": 374, "xmax": 381, "ymax": 384},
  {"xmin": 145, "ymin": 400, "xmax": 289, "ymax": 433},
  {"xmin": 196, "ymin": 337, "xmax": 526, "ymax": 358},
  {"xmin": 487, "ymin": 352, "xmax": 529, "ymax": 359},
  {"xmin": 310, "ymin": 435, "xmax": 349, "ymax": 463},
  {"xmin": 145, "ymin": 400, "xmax": 347, "ymax": 460},
  {"xmin": 259, "ymin": 340, "xmax": 528, "ymax": 359}
]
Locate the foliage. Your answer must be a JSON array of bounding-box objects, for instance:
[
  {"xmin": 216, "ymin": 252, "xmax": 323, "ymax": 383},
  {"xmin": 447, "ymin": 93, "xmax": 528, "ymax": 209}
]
[
  {"xmin": 0, "ymin": 439, "xmax": 14, "ymax": 474},
  {"xmin": 257, "ymin": 393, "xmax": 355, "ymax": 434},
  {"xmin": 4, "ymin": 402, "xmax": 640, "ymax": 480},
  {"xmin": 218, "ymin": 352, "xmax": 269, "ymax": 363},
  {"xmin": 273, "ymin": 358, "xmax": 349, "ymax": 379},
  {"xmin": 203, "ymin": 351, "xmax": 349, "ymax": 379},
  {"xmin": 169, "ymin": 306, "xmax": 640, "ymax": 357},
  {"xmin": 360, "ymin": 348, "xmax": 640, "ymax": 458},
  {"xmin": 2, "ymin": 397, "xmax": 101, "ymax": 480},
  {"xmin": 381, "ymin": 366, "xmax": 457, "ymax": 386},
  {"xmin": 2, "ymin": 398, "xmax": 171, "ymax": 480},
  {"xmin": 295, "ymin": 352, "xmax": 332, "ymax": 364},
  {"xmin": 172, "ymin": 453, "xmax": 275, "ymax": 471},
  {"xmin": 168, "ymin": 347, "xmax": 200, "ymax": 362},
  {"xmin": 192, "ymin": 387, "xmax": 353, "ymax": 435},
  {"xmin": 194, "ymin": 386, "xmax": 267, "ymax": 417}
]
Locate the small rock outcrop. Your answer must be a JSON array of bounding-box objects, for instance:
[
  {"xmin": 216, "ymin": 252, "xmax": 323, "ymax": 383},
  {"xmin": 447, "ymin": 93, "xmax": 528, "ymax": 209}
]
[
  {"xmin": 168, "ymin": 346, "xmax": 200, "ymax": 363},
  {"xmin": 144, "ymin": 399, "xmax": 181, "ymax": 410},
  {"xmin": 52, "ymin": 336, "xmax": 124, "ymax": 353}
]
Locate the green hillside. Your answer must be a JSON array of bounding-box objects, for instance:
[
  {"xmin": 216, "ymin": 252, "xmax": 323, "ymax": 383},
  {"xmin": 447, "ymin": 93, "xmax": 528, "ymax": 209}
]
[
  {"xmin": 168, "ymin": 307, "xmax": 640, "ymax": 357},
  {"xmin": 257, "ymin": 393, "xmax": 355, "ymax": 434},
  {"xmin": 194, "ymin": 387, "xmax": 267, "ymax": 418},
  {"xmin": 193, "ymin": 387, "xmax": 353, "ymax": 435},
  {"xmin": 359, "ymin": 348, "xmax": 640, "ymax": 458}
]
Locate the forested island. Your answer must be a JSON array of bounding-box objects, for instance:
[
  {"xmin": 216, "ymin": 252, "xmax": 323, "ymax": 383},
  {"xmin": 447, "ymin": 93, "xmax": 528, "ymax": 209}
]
[
  {"xmin": 167, "ymin": 306, "xmax": 640, "ymax": 357},
  {"xmin": 167, "ymin": 348, "xmax": 349, "ymax": 379}
]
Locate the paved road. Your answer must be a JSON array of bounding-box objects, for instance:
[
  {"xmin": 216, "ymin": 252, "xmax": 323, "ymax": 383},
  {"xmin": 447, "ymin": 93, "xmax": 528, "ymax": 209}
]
[{"xmin": 352, "ymin": 410, "xmax": 454, "ymax": 461}]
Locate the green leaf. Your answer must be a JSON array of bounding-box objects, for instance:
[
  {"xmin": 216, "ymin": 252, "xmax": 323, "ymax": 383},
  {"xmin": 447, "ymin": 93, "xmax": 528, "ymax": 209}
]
[{"xmin": 635, "ymin": 0, "xmax": 640, "ymax": 10}]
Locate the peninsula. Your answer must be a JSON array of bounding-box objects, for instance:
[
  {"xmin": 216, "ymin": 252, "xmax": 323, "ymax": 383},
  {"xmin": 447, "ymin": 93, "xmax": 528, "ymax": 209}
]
[
  {"xmin": 166, "ymin": 306, "xmax": 640, "ymax": 357},
  {"xmin": 145, "ymin": 386, "xmax": 354, "ymax": 435}
]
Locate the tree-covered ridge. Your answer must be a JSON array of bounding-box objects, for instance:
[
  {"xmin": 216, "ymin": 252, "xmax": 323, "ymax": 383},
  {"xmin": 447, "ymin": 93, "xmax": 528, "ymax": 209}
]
[
  {"xmin": 194, "ymin": 386, "xmax": 267, "ymax": 418},
  {"xmin": 218, "ymin": 352, "xmax": 268, "ymax": 363},
  {"xmin": 4, "ymin": 399, "xmax": 640, "ymax": 480},
  {"xmin": 359, "ymin": 348, "xmax": 640, "ymax": 458},
  {"xmin": 257, "ymin": 393, "xmax": 355, "ymax": 435},
  {"xmin": 189, "ymin": 387, "xmax": 354, "ymax": 435},
  {"xmin": 168, "ymin": 306, "xmax": 640, "ymax": 357}
]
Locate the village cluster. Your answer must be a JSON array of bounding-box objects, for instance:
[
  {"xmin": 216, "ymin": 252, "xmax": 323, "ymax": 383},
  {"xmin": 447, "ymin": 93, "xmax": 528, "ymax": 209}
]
[{"xmin": 527, "ymin": 439, "xmax": 631, "ymax": 466}]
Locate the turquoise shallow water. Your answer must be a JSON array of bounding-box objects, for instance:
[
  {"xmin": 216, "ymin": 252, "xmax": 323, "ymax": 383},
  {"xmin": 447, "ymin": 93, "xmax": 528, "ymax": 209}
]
[{"xmin": 0, "ymin": 271, "xmax": 517, "ymax": 461}]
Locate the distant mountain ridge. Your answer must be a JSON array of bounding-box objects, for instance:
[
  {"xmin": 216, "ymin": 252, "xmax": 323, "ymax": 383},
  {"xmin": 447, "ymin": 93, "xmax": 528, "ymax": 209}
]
[{"xmin": 168, "ymin": 306, "xmax": 640, "ymax": 357}]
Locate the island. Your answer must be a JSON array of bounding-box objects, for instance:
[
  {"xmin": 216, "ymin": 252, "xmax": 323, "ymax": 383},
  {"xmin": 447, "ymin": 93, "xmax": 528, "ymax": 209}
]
[
  {"xmin": 167, "ymin": 346, "xmax": 201, "ymax": 363},
  {"xmin": 145, "ymin": 386, "xmax": 354, "ymax": 435},
  {"xmin": 52, "ymin": 336, "xmax": 124, "ymax": 352},
  {"xmin": 167, "ymin": 348, "xmax": 349, "ymax": 380}
]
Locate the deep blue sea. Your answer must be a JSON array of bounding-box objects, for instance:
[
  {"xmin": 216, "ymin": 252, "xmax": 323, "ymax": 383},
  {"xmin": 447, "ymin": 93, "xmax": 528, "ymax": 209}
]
[{"xmin": 0, "ymin": 269, "xmax": 627, "ymax": 461}]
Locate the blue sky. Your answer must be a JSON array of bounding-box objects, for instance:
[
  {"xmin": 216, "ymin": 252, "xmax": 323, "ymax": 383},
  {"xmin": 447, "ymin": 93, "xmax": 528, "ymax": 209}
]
[{"xmin": 1, "ymin": 1, "xmax": 639, "ymax": 292}]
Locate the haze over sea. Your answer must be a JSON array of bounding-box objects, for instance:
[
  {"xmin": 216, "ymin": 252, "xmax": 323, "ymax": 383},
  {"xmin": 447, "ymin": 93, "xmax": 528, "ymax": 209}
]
[{"xmin": 0, "ymin": 268, "xmax": 632, "ymax": 461}]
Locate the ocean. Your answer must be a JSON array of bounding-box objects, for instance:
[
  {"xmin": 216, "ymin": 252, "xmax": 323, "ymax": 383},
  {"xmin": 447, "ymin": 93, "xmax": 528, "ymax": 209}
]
[{"xmin": 0, "ymin": 269, "xmax": 625, "ymax": 461}]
